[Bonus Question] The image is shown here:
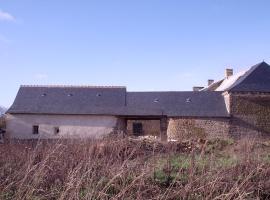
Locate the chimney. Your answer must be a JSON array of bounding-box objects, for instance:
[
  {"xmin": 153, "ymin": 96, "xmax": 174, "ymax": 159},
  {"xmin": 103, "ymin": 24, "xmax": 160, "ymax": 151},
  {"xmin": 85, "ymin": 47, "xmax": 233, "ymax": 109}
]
[
  {"xmin": 193, "ymin": 86, "xmax": 204, "ymax": 91},
  {"xmin": 208, "ymin": 79, "xmax": 214, "ymax": 86},
  {"xmin": 225, "ymin": 68, "xmax": 233, "ymax": 78}
]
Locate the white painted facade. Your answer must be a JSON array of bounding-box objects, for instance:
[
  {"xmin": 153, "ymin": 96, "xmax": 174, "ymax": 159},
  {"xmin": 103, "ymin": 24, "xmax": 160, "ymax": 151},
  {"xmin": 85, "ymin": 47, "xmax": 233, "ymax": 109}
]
[{"xmin": 6, "ymin": 114, "xmax": 117, "ymax": 139}]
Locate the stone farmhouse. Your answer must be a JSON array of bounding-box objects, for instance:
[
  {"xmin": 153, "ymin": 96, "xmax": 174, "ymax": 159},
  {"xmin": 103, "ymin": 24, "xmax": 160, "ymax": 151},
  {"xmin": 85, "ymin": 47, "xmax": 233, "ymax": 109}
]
[{"xmin": 5, "ymin": 61, "xmax": 270, "ymax": 140}]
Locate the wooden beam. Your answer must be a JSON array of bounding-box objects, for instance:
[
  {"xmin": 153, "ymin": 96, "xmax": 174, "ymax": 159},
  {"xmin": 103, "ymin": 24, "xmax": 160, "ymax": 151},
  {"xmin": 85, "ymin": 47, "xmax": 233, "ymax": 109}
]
[{"xmin": 160, "ymin": 117, "xmax": 168, "ymax": 141}]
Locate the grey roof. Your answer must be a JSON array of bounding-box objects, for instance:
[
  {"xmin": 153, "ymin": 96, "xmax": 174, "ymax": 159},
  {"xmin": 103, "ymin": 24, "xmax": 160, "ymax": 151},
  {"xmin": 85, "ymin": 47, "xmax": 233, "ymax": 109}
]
[
  {"xmin": 8, "ymin": 85, "xmax": 229, "ymax": 117},
  {"xmin": 127, "ymin": 92, "xmax": 229, "ymax": 117},
  {"xmin": 8, "ymin": 86, "xmax": 127, "ymax": 115},
  {"xmin": 201, "ymin": 79, "xmax": 224, "ymax": 91},
  {"xmin": 0, "ymin": 106, "xmax": 6, "ymax": 116},
  {"xmin": 228, "ymin": 62, "xmax": 270, "ymax": 92},
  {"xmin": 202, "ymin": 62, "xmax": 270, "ymax": 92}
]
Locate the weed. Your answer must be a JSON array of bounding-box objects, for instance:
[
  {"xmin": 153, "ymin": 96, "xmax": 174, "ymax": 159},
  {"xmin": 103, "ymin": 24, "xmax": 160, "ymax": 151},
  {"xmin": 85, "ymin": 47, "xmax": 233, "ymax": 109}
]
[{"xmin": 0, "ymin": 138, "xmax": 270, "ymax": 199}]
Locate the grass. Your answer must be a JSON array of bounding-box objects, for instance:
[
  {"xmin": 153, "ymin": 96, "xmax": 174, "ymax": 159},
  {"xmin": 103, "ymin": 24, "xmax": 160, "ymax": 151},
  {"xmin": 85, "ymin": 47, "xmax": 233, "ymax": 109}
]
[{"xmin": 0, "ymin": 136, "xmax": 270, "ymax": 199}]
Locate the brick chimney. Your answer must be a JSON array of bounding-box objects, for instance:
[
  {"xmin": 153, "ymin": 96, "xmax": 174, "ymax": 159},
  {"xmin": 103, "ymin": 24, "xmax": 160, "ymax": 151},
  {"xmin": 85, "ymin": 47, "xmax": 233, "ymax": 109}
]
[
  {"xmin": 193, "ymin": 86, "xmax": 204, "ymax": 91},
  {"xmin": 225, "ymin": 68, "xmax": 233, "ymax": 78},
  {"xmin": 208, "ymin": 79, "xmax": 214, "ymax": 86}
]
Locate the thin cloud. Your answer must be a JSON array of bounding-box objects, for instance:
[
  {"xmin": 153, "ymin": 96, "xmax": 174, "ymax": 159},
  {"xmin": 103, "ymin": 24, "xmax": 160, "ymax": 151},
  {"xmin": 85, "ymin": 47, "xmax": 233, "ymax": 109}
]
[{"xmin": 0, "ymin": 10, "xmax": 15, "ymax": 22}]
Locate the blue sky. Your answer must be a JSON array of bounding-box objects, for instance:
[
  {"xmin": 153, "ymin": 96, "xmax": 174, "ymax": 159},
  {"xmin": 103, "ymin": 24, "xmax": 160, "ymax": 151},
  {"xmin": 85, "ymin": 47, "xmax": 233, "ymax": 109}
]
[{"xmin": 1, "ymin": 0, "xmax": 270, "ymax": 107}]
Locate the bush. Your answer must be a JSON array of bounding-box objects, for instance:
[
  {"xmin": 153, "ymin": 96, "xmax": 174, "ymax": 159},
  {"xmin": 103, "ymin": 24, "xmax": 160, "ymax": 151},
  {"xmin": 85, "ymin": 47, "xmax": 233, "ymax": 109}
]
[{"xmin": 0, "ymin": 138, "xmax": 270, "ymax": 199}]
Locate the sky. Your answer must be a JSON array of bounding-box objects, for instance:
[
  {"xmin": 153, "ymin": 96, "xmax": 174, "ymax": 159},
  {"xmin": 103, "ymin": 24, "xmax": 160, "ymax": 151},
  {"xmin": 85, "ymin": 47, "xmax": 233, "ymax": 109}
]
[{"xmin": 1, "ymin": 0, "xmax": 270, "ymax": 107}]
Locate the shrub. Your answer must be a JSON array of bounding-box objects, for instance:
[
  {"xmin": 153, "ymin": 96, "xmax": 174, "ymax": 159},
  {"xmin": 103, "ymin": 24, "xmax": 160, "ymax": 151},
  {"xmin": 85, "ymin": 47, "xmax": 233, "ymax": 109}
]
[{"xmin": 0, "ymin": 138, "xmax": 270, "ymax": 199}]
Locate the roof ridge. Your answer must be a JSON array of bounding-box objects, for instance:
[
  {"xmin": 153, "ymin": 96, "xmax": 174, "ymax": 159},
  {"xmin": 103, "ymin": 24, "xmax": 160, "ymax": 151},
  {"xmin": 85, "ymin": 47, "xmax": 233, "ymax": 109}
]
[
  {"xmin": 227, "ymin": 62, "xmax": 266, "ymax": 91},
  {"xmin": 20, "ymin": 85, "xmax": 126, "ymax": 89}
]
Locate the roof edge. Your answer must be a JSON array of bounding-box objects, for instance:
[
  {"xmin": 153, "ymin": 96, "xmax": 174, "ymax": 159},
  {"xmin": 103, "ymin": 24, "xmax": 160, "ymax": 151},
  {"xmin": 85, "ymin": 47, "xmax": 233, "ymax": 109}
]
[
  {"xmin": 6, "ymin": 111, "xmax": 231, "ymax": 118},
  {"xmin": 20, "ymin": 85, "xmax": 126, "ymax": 89},
  {"xmin": 227, "ymin": 61, "xmax": 270, "ymax": 92}
]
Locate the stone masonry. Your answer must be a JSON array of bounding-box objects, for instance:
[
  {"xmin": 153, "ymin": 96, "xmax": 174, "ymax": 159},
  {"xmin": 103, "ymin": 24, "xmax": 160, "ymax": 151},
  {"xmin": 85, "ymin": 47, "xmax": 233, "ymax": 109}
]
[
  {"xmin": 228, "ymin": 92, "xmax": 270, "ymax": 137},
  {"xmin": 167, "ymin": 117, "xmax": 230, "ymax": 140},
  {"xmin": 126, "ymin": 119, "xmax": 160, "ymax": 137}
]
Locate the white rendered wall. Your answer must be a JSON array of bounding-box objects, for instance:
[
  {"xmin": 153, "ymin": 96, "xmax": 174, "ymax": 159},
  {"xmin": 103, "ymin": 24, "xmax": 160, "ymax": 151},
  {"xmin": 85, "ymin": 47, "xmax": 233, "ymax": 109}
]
[{"xmin": 6, "ymin": 114, "xmax": 117, "ymax": 139}]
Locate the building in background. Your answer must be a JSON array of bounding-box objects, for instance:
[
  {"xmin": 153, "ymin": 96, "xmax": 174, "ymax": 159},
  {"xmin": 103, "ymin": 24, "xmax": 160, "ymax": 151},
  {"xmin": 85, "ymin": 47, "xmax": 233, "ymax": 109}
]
[{"xmin": 5, "ymin": 62, "xmax": 270, "ymax": 140}]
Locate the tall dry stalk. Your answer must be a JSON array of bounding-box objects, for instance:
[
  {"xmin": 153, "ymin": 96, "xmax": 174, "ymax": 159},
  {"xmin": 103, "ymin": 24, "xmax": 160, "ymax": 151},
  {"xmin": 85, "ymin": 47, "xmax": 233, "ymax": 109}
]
[{"xmin": 0, "ymin": 137, "xmax": 270, "ymax": 199}]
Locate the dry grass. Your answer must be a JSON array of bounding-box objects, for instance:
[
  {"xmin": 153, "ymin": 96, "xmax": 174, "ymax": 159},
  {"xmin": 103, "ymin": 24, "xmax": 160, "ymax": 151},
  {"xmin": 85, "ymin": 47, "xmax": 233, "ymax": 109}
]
[{"xmin": 1, "ymin": 137, "xmax": 270, "ymax": 199}]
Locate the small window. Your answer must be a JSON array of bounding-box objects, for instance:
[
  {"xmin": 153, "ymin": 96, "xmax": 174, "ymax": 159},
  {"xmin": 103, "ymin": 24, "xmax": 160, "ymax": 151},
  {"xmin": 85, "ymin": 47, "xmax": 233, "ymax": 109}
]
[
  {"xmin": 54, "ymin": 127, "xmax": 60, "ymax": 135},
  {"xmin": 154, "ymin": 98, "xmax": 159, "ymax": 103},
  {"xmin": 33, "ymin": 125, "xmax": 39, "ymax": 134},
  {"xmin": 133, "ymin": 122, "xmax": 143, "ymax": 136}
]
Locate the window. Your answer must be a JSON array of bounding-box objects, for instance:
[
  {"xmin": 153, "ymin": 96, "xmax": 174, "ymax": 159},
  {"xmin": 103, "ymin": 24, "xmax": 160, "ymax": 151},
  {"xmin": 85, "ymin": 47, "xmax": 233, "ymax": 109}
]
[
  {"xmin": 33, "ymin": 125, "xmax": 39, "ymax": 134},
  {"xmin": 133, "ymin": 122, "xmax": 143, "ymax": 136},
  {"xmin": 154, "ymin": 98, "xmax": 159, "ymax": 103},
  {"xmin": 54, "ymin": 127, "xmax": 60, "ymax": 135},
  {"xmin": 186, "ymin": 98, "xmax": 191, "ymax": 103}
]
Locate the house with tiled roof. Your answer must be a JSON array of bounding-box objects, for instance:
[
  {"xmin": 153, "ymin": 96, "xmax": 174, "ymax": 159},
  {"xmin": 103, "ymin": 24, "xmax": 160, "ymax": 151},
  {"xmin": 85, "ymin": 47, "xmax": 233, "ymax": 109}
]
[{"xmin": 5, "ymin": 61, "xmax": 270, "ymax": 140}]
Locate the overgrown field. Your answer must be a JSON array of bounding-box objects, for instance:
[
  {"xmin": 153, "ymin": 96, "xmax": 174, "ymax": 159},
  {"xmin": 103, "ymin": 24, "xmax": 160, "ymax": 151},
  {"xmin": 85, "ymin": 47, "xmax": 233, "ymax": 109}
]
[{"xmin": 1, "ymin": 137, "xmax": 270, "ymax": 199}]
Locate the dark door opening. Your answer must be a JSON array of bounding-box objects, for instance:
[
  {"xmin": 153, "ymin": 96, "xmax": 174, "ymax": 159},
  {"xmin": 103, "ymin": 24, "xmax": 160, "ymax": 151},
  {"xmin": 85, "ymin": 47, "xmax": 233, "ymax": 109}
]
[{"xmin": 133, "ymin": 122, "xmax": 143, "ymax": 136}]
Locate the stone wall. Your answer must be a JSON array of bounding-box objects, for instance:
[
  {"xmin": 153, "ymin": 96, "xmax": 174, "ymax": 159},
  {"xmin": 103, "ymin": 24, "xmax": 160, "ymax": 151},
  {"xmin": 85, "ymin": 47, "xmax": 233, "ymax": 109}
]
[
  {"xmin": 167, "ymin": 117, "xmax": 229, "ymax": 140},
  {"xmin": 126, "ymin": 119, "xmax": 160, "ymax": 137},
  {"xmin": 0, "ymin": 116, "xmax": 5, "ymax": 128},
  {"xmin": 229, "ymin": 92, "xmax": 270, "ymax": 137},
  {"xmin": 114, "ymin": 118, "xmax": 126, "ymax": 133}
]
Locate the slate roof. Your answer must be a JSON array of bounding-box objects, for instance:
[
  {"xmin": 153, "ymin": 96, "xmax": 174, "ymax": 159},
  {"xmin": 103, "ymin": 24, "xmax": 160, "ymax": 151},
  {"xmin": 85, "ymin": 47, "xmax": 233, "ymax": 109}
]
[
  {"xmin": 227, "ymin": 62, "xmax": 270, "ymax": 92},
  {"xmin": 201, "ymin": 79, "xmax": 224, "ymax": 91},
  {"xmin": 9, "ymin": 62, "xmax": 268, "ymax": 117},
  {"xmin": 8, "ymin": 85, "xmax": 229, "ymax": 117},
  {"xmin": 0, "ymin": 106, "xmax": 6, "ymax": 116},
  {"xmin": 127, "ymin": 92, "xmax": 229, "ymax": 117},
  {"xmin": 203, "ymin": 62, "xmax": 270, "ymax": 92},
  {"xmin": 8, "ymin": 86, "xmax": 127, "ymax": 115}
]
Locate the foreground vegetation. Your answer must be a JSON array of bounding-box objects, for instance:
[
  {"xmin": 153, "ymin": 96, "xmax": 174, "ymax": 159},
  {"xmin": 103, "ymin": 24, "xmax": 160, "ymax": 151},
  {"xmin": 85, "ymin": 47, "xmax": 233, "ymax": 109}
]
[{"xmin": 1, "ymin": 136, "xmax": 270, "ymax": 199}]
